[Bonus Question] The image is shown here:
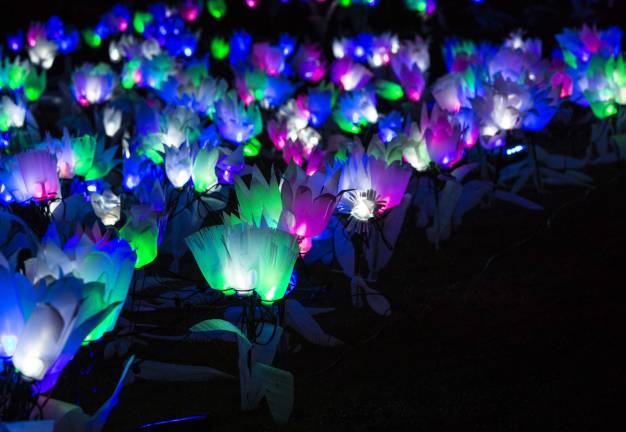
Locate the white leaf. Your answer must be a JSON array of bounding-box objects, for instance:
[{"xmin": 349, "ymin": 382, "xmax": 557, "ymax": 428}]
[{"xmin": 285, "ymin": 299, "xmax": 343, "ymax": 347}]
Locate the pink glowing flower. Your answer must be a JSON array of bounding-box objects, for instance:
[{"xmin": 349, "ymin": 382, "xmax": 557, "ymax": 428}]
[
  {"xmin": 279, "ymin": 164, "xmax": 341, "ymax": 253},
  {"xmin": 419, "ymin": 104, "xmax": 464, "ymax": 168},
  {"xmin": 252, "ymin": 43, "xmax": 286, "ymax": 76}
]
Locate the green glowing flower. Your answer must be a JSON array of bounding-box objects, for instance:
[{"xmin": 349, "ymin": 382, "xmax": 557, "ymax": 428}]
[
  {"xmin": 211, "ymin": 37, "xmax": 230, "ymax": 60},
  {"xmin": 234, "ymin": 167, "xmax": 282, "ymax": 229},
  {"xmin": 207, "ymin": 0, "xmax": 227, "ymax": 19},
  {"xmin": 82, "ymin": 29, "xmax": 102, "ymax": 48},
  {"xmin": 375, "ymin": 80, "xmax": 404, "ymax": 101},
  {"xmin": 133, "ymin": 11, "xmax": 153, "ymax": 34}
]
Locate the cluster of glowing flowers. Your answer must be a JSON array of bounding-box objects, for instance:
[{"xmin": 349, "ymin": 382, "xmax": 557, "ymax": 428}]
[
  {"xmin": 278, "ymin": 163, "xmax": 342, "ymax": 253},
  {"xmin": 333, "ymin": 90, "xmax": 378, "ymax": 134},
  {"xmin": 404, "ymin": 0, "xmax": 436, "ymax": 16},
  {"xmin": 160, "ymin": 74, "xmax": 228, "ymax": 117},
  {"xmin": 443, "ymin": 38, "xmax": 494, "ymax": 73},
  {"xmin": 292, "ymin": 44, "xmax": 327, "ymax": 83},
  {"xmin": 23, "ymin": 224, "xmax": 136, "ymax": 344},
  {"xmin": 330, "ymin": 58, "xmax": 373, "ymax": 92},
  {"xmin": 186, "ymin": 217, "xmax": 299, "ymax": 304},
  {"xmin": 486, "ymin": 44, "xmax": 544, "ymax": 84},
  {"xmin": 556, "ymin": 25, "xmax": 622, "ymax": 70},
  {"xmin": 236, "ymin": 68, "xmax": 295, "ymax": 109},
  {"xmin": 119, "ymin": 204, "xmax": 162, "ymax": 268},
  {"xmin": 0, "ymin": 96, "xmax": 26, "ymax": 132},
  {"xmin": 0, "ymin": 150, "xmax": 60, "ymax": 203},
  {"xmin": 471, "ymin": 75, "xmax": 532, "ymax": 147},
  {"xmin": 568, "ymin": 55, "xmax": 618, "ymax": 118},
  {"xmin": 51, "ymin": 131, "xmax": 118, "ymax": 180},
  {"xmin": 94, "ymin": 4, "xmax": 132, "ymax": 39},
  {"xmin": 336, "ymin": 148, "xmax": 412, "ymax": 229},
  {"xmin": 268, "ymin": 99, "xmax": 324, "ymax": 173},
  {"xmin": 121, "ymin": 52, "xmax": 178, "ymax": 90},
  {"xmin": 214, "ymin": 91, "xmax": 263, "ymax": 144},
  {"xmin": 109, "ymin": 35, "xmax": 146, "ymax": 63},
  {"xmin": 136, "ymin": 5, "xmax": 198, "ymax": 58},
  {"xmin": 417, "ymin": 104, "xmax": 465, "ymax": 167},
  {"xmin": 366, "ymin": 33, "xmax": 400, "ymax": 68},
  {"xmin": 71, "ymin": 63, "xmax": 117, "ymax": 106},
  {"xmin": 0, "ymin": 268, "xmax": 118, "ymax": 384},
  {"xmin": 390, "ymin": 37, "xmax": 430, "ymax": 101}
]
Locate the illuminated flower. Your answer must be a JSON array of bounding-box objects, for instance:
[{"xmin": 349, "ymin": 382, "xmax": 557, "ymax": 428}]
[
  {"xmin": 333, "ymin": 90, "xmax": 378, "ymax": 134},
  {"xmin": 24, "ymin": 69, "xmax": 47, "ymax": 102},
  {"xmin": 23, "ymin": 226, "xmax": 136, "ymax": 343},
  {"xmin": 214, "ymin": 91, "xmax": 263, "ymax": 144},
  {"xmin": 293, "ymin": 44, "xmax": 327, "ymax": 83},
  {"xmin": 556, "ymin": 25, "xmax": 622, "ymax": 69},
  {"xmin": 103, "ymin": 106, "xmax": 122, "ymax": 137},
  {"xmin": 11, "ymin": 276, "xmax": 114, "ymax": 382},
  {"xmin": 159, "ymin": 106, "xmax": 201, "ymax": 149},
  {"xmin": 191, "ymin": 146, "xmax": 219, "ymax": 193},
  {"xmin": 252, "ymin": 42, "xmax": 286, "ymax": 76},
  {"xmin": 90, "ymin": 190, "xmax": 121, "ymax": 226},
  {"xmin": 367, "ymin": 33, "xmax": 399, "ymax": 68},
  {"xmin": 186, "ymin": 220, "xmax": 298, "ymax": 304},
  {"xmin": 51, "ymin": 132, "xmax": 117, "ymax": 180},
  {"xmin": 330, "ymin": 58, "xmax": 373, "ymax": 92},
  {"xmin": 0, "ymin": 150, "xmax": 59, "ymax": 202},
  {"xmin": 0, "ymin": 96, "xmax": 26, "ymax": 132},
  {"xmin": 278, "ymin": 164, "xmax": 341, "ymax": 253},
  {"xmin": 119, "ymin": 204, "xmax": 161, "ymax": 268},
  {"xmin": 72, "ymin": 63, "xmax": 117, "ymax": 106},
  {"xmin": 471, "ymin": 76, "xmax": 531, "ymax": 147},
  {"xmin": 234, "ymin": 167, "xmax": 283, "ymax": 229},
  {"xmin": 28, "ymin": 36, "xmax": 58, "ymax": 70},
  {"xmin": 337, "ymin": 150, "xmax": 412, "ymax": 227},
  {"xmin": 419, "ymin": 104, "xmax": 464, "ymax": 167},
  {"xmin": 165, "ymin": 143, "xmax": 193, "ymax": 188}
]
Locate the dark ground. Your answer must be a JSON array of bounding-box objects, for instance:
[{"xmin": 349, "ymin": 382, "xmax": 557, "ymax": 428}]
[
  {"xmin": 100, "ymin": 166, "xmax": 626, "ymax": 431},
  {"xmin": 4, "ymin": 0, "xmax": 626, "ymax": 430}
]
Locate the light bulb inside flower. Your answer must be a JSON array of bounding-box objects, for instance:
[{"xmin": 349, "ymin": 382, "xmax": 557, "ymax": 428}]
[
  {"xmin": 350, "ymin": 192, "xmax": 377, "ymax": 221},
  {"xmin": 17, "ymin": 356, "xmax": 44, "ymax": 380}
]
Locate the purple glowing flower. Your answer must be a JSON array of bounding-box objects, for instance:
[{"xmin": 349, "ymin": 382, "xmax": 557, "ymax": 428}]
[
  {"xmin": 72, "ymin": 63, "xmax": 117, "ymax": 106},
  {"xmin": 0, "ymin": 150, "xmax": 60, "ymax": 202},
  {"xmin": 214, "ymin": 91, "xmax": 263, "ymax": 144},
  {"xmin": 293, "ymin": 44, "xmax": 327, "ymax": 83},
  {"xmin": 331, "ymin": 57, "xmax": 373, "ymax": 92},
  {"xmin": 419, "ymin": 104, "xmax": 464, "ymax": 167},
  {"xmin": 252, "ymin": 42, "xmax": 286, "ymax": 76}
]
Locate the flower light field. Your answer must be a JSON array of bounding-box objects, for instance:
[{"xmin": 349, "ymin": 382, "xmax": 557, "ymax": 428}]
[{"xmin": 0, "ymin": 0, "xmax": 625, "ymax": 430}]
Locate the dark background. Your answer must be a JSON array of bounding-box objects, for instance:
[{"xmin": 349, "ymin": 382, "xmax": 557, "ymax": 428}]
[{"xmin": 4, "ymin": 0, "xmax": 626, "ymax": 430}]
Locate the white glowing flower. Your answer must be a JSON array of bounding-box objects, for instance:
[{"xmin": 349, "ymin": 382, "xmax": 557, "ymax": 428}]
[
  {"xmin": 103, "ymin": 107, "xmax": 122, "ymax": 137},
  {"xmin": 91, "ymin": 190, "xmax": 121, "ymax": 226}
]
